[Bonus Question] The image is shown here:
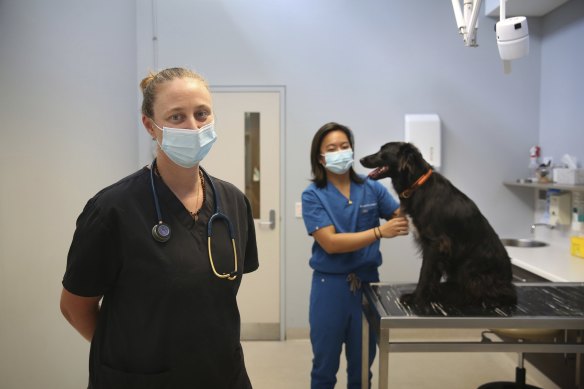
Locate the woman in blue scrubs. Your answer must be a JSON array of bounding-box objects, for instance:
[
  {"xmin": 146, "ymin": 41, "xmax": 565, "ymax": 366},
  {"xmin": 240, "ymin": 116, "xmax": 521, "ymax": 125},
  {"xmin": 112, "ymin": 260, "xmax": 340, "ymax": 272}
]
[
  {"xmin": 302, "ymin": 122, "xmax": 409, "ymax": 389},
  {"xmin": 60, "ymin": 68, "xmax": 258, "ymax": 388}
]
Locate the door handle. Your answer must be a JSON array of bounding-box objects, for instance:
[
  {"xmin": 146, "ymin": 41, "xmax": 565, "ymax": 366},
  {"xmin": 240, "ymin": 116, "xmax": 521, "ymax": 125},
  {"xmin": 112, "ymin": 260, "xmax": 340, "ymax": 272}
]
[{"xmin": 259, "ymin": 209, "xmax": 276, "ymax": 230}]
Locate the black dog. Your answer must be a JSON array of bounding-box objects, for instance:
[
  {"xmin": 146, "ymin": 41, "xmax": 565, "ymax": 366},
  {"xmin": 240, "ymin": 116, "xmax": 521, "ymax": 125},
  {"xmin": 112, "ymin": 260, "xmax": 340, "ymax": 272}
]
[{"xmin": 361, "ymin": 142, "xmax": 516, "ymax": 309}]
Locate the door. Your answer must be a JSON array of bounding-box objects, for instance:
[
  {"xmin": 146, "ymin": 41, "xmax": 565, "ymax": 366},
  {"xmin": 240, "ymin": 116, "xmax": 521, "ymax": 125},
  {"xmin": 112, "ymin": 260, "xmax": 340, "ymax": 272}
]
[{"xmin": 205, "ymin": 88, "xmax": 283, "ymax": 340}]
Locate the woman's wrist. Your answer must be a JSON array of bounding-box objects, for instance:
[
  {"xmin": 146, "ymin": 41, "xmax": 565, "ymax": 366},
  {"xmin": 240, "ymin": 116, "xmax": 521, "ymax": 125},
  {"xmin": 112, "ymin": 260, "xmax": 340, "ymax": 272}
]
[{"xmin": 373, "ymin": 226, "xmax": 381, "ymax": 240}]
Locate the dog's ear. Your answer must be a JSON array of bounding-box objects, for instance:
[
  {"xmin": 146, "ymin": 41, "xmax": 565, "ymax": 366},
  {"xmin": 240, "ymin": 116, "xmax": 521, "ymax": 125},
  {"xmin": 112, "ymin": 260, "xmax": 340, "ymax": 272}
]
[{"xmin": 397, "ymin": 143, "xmax": 419, "ymax": 173}]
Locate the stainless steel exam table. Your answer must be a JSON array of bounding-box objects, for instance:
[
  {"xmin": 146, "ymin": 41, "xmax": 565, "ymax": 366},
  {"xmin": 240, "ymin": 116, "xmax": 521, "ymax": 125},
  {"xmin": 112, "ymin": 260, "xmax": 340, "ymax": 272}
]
[{"xmin": 361, "ymin": 282, "xmax": 584, "ymax": 389}]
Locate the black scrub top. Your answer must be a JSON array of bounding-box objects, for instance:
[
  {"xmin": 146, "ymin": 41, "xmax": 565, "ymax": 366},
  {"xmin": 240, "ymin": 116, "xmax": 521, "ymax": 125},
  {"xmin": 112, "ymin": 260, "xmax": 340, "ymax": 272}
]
[{"xmin": 62, "ymin": 166, "xmax": 259, "ymax": 389}]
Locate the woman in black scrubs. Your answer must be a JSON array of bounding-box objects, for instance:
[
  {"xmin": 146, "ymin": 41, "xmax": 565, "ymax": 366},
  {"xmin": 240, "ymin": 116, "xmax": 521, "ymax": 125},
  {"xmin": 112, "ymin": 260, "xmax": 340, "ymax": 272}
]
[{"xmin": 60, "ymin": 67, "xmax": 259, "ymax": 389}]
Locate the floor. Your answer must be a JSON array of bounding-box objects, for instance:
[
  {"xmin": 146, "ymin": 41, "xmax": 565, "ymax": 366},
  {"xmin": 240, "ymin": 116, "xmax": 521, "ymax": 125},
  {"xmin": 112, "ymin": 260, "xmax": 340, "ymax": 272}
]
[{"xmin": 242, "ymin": 330, "xmax": 560, "ymax": 389}]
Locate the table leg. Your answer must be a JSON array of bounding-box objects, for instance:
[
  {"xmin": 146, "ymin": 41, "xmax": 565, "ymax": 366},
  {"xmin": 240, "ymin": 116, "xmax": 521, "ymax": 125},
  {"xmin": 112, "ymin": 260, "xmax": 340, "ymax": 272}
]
[
  {"xmin": 577, "ymin": 352, "xmax": 582, "ymax": 389},
  {"xmin": 577, "ymin": 330, "xmax": 583, "ymax": 389},
  {"xmin": 378, "ymin": 328, "xmax": 389, "ymax": 389}
]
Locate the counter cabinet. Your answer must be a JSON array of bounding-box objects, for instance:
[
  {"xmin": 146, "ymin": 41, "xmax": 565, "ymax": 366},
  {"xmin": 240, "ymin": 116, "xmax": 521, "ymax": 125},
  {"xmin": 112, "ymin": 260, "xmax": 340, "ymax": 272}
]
[
  {"xmin": 512, "ymin": 264, "xmax": 550, "ymax": 283},
  {"xmin": 511, "ymin": 264, "xmax": 582, "ymax": 389}
]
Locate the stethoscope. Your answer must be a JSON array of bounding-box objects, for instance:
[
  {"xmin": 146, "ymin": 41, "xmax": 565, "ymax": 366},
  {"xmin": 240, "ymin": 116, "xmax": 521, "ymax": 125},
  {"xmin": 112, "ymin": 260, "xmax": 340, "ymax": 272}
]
[{"xmin": 150, "ymin": 158, "xmax": 239, "ymax": 280}]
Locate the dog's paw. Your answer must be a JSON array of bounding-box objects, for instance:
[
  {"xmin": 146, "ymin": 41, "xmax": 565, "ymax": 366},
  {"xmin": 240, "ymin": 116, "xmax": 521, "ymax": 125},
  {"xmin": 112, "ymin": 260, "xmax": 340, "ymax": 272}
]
[
  {"xmin": 399, "ymin": 292, "xmax": 416, "ymax": 306},
  {"xmin": 399, "ymin": 292, "xmax": 435, "ymax": 314}
]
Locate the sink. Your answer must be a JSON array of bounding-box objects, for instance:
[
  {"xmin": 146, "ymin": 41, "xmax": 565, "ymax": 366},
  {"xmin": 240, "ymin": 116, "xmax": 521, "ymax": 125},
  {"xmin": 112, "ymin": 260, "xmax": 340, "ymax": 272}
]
[{"xmin": 500, "ymin": 238, "xmax": 548, "ymax": 248}]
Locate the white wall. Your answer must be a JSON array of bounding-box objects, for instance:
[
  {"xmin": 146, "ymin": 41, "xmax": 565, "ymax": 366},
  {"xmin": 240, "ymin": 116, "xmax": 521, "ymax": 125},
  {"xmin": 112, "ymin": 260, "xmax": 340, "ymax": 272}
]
[{"xmin": 0, "ymin": 1, "xmax": 137, "ymax": 388}]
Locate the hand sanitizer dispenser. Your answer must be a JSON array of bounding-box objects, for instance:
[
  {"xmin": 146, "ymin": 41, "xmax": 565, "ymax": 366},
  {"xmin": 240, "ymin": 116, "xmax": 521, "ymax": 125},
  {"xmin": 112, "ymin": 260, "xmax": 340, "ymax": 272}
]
[{"xmin": 405, "ymin": 114, "xmax": 441, "ymax": 169}]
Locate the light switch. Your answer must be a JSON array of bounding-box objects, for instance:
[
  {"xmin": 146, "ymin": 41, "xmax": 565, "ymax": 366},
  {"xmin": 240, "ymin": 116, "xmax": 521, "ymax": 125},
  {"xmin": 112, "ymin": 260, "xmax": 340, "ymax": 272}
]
[{"xmin": 295, "ymin": 202, "xmax": 303, "ymax": 218}]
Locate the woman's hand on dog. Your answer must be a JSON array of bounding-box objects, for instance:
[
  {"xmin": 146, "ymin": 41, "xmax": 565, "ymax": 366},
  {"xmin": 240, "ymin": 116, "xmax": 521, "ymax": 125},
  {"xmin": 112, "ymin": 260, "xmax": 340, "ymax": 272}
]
[{"xmin": 379, "ymin": 217, "xmax": 409, "ymax": 238}]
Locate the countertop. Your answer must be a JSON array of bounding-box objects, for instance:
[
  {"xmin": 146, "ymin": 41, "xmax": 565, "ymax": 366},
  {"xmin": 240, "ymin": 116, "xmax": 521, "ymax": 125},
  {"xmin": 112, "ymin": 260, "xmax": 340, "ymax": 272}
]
[{"xmin": 507, "ymin": 239, "xmax": 584, "ymax": 282}]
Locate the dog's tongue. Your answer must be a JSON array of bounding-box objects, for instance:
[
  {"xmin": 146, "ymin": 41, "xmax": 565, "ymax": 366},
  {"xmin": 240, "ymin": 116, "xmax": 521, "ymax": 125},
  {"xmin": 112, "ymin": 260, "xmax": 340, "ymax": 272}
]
[{"xmin": 367, "ymin": 166, "xmax": 387, "ymax": 180}]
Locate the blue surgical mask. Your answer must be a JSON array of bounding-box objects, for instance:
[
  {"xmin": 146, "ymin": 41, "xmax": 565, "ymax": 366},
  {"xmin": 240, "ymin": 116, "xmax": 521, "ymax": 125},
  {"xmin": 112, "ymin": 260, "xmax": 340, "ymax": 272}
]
[
  {"xmin": 153, "ymin": 121, "xmax": 217, "ymax": 168},
  {"xmin": 322, "ymin": 149, "xmax": 354, "ymax": 174}
]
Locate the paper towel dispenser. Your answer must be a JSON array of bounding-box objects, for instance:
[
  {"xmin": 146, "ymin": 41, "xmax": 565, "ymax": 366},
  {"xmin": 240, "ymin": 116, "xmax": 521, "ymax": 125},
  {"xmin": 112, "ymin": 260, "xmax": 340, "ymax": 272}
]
[{"xmin": 404, "ymin": 114, "xmax": 441, "ymax": 169}]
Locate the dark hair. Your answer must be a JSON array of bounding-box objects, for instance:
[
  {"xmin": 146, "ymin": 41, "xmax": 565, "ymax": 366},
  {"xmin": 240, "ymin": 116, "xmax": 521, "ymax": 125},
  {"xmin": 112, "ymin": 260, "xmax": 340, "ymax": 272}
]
[
  {"xmin": 140, "ymin": 67, "xmax": 209, "ymax": 118},
  {"xmin": 310, "ymin": 122, "xmax": 364, "ymax": 188}
]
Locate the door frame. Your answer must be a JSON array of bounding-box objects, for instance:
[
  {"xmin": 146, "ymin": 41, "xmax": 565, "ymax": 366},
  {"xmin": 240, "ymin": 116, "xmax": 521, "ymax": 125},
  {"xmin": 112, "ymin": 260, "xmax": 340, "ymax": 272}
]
[{"xmin": 210, "ymin": 85, "xmax": 287, "ymax": 340}]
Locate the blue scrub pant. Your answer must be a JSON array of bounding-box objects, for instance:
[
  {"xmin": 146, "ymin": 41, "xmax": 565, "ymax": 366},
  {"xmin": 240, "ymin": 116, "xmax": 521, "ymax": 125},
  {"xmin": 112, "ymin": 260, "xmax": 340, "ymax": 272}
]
[{"xmin": 309, "ymin": 272, "xmax": 377, "ymax": 389}]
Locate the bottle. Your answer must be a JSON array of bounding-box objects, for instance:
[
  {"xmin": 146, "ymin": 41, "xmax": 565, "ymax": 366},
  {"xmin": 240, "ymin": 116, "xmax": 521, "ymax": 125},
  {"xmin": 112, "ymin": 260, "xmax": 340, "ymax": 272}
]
[
  {"xmin": 529, "ymin": 146, "xmax": 540, "ymax": 181},
  {"xmin": 572, "ymin": 208, "xmax": 580, "ymax": 232}
]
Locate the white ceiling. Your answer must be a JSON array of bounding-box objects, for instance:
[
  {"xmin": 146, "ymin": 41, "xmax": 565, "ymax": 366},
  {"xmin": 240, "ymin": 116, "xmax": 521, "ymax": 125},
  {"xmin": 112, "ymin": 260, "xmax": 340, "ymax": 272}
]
[{"xmin": 485, "ymin": 0, "xmax": 572, "ymax": 17}]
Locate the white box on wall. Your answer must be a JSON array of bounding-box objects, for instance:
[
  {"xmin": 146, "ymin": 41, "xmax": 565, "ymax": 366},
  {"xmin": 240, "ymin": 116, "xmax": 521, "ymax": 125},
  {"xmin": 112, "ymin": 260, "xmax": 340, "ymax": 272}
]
[
  {"xmin": 549, "ymin": 191, "xmax": 571, "ymax": 225},
  {"xmin": 405, "ymin": 114, "xmax": 441, "ymax": 169}
]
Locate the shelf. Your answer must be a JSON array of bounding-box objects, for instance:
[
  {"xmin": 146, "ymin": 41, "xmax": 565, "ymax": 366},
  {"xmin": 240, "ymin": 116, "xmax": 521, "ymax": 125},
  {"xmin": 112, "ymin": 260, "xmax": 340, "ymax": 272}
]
[{"xmin": 503, "ymin": 180, "xmax": 584, "ymax": 192}]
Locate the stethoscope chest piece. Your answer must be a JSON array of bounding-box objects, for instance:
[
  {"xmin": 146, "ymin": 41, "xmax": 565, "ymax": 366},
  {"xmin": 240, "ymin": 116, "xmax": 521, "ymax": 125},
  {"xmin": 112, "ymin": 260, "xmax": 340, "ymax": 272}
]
[{"xmin": 152, "ymin": 222, "xmax": 171, "ymax": 243}]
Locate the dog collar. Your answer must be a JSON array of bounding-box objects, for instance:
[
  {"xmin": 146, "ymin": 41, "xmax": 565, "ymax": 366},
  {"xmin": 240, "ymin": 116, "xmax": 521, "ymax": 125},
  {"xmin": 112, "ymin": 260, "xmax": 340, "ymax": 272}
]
[{"xmin": 400, "ymin": 169, "xmax": 433, "ymax": 199}]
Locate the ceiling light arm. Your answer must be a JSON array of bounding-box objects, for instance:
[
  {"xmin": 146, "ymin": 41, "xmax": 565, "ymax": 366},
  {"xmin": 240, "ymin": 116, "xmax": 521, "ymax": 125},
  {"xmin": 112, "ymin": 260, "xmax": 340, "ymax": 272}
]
[
  {"xmin": 499, "ymin": 0, "xmax": 512, "ymax": 73},
  {"xmin": 451, "ymin": 0, "xmax": 482, "ymax": 47}
]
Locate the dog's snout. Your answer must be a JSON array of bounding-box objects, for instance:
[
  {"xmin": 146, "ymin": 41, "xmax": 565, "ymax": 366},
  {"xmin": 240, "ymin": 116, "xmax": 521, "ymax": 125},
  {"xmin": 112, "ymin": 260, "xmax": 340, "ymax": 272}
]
[{"xmin": 360, "ymin": 154, "xmax": 374, "ymax": 168}]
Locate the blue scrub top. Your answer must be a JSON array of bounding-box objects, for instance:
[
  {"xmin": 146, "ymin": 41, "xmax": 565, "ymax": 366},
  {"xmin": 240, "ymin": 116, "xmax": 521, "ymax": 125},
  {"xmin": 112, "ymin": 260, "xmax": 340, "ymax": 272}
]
[{"xmin": 301, "ymin": 175, "xmax": 400, "ymax": 281}]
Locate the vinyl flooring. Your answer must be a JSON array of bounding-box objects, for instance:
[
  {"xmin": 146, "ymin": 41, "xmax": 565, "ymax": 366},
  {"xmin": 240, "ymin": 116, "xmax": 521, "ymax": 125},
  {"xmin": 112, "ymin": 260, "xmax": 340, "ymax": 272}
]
[{"xmin": 242, "ymin": 330, "xmax": 560, "ymax": 389}]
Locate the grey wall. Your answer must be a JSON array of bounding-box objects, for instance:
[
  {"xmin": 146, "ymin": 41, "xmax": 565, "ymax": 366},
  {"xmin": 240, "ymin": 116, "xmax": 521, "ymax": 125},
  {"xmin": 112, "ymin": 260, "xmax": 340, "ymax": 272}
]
[
  {"xmin": 0, "ymin": 0, "xmax": 582, "ymax": 388},
  {"xmin": 539, "ymin": 0, "xmax": 584, "ymax": 162},
  {"xmin": 0, "ymin": 1, "xmax": 137, "ymax": 388},
  {"xmin": 137, "ymin": 0, "xmax": 542, "ymax": 331}
]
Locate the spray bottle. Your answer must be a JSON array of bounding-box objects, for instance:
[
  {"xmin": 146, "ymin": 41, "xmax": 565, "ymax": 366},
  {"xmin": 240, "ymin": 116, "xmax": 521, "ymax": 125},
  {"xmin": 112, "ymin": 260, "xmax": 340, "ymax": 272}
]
[
  {"xmin": 529, "ymin": 146, "xmax": 540, "ymax": 181},
  {"xmin": 573, "ymin": 192, "xmax": 584, "ymax": 233}
]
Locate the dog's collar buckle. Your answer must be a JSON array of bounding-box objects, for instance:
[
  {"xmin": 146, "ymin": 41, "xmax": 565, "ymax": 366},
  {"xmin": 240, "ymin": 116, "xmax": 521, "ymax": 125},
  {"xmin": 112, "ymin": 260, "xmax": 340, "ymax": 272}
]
[
  {"xmin": 400, "ymin": 169, "xmax": 433, "ymax": 199},
  {"xmin": 400, "ymin": 189, "xmax": 414, "ymax": 199}
]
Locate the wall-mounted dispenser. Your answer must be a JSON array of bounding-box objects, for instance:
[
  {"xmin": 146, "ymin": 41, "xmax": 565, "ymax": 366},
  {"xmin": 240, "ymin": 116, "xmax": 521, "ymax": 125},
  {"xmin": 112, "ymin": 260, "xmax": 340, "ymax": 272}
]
[
  {"xmin": 405, "ymin": 114, "xmax": 441, "ymax": 170},
  {"xmin": 549, "ymin": 191, "xmax": 571, "ymax": 225}
]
